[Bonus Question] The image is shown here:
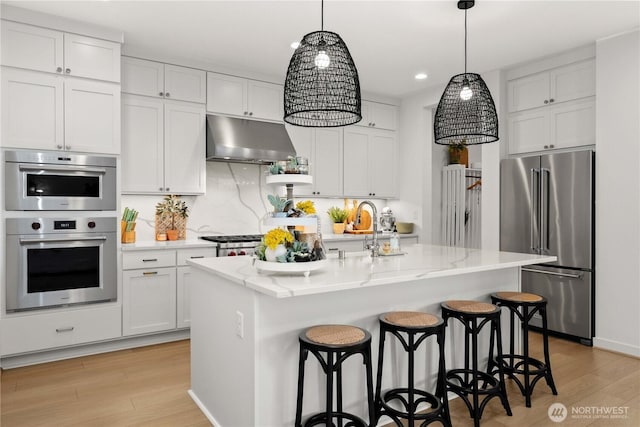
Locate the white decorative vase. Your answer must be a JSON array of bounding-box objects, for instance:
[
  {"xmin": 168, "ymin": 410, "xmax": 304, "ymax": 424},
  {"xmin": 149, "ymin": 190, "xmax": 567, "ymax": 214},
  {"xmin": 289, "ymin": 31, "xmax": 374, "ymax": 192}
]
[{"xmin": 265, "ymin": 244, "xmax": 287, "ymax": 262}]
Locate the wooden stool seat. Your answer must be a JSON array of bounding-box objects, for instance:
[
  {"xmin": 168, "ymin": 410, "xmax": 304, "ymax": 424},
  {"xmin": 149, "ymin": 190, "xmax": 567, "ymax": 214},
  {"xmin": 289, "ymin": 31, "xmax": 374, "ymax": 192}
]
[
  {"xmin": 305, "ymin": 325, "xmax": 366, "ymax": 346},
  {"xmin": 443, "ymin": 300, "xmax": 498, "ymax": 314},
  {"xmin": 384, "ymin": 311, "xmax": 439, "ymax": 328},
  {"xmin": 495, "ymin": 291, "xmax": 543, "ymax": 303}
]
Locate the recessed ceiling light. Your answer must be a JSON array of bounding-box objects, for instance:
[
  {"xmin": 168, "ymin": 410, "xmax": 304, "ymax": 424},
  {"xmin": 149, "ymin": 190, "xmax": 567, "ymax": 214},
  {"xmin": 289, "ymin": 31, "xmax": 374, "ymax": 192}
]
[
  {"xmin": 290, "ymin": 41, "xmax": 301, "ymax": 49},
  {"xmin": 415, "ymin": 73, "xmax": 428, "ymax": 80}
]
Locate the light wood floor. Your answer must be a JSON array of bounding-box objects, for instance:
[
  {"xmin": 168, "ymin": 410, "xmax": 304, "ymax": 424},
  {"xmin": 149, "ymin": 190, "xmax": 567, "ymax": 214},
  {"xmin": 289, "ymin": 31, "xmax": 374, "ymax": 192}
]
[{"xmin": 1, "ymin": 335, "xmax": 638, "ymax": 426}]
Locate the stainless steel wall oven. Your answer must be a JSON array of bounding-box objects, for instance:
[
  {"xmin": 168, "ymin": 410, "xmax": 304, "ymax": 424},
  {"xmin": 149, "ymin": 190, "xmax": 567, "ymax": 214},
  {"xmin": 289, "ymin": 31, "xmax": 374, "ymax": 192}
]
[
  {"xmin": 5, "ymin": 217, "xmax": 117, "ymax": 312},
  {"xmin": 4, "ymin": 150, "xmax": 116, "ymax": 211}
]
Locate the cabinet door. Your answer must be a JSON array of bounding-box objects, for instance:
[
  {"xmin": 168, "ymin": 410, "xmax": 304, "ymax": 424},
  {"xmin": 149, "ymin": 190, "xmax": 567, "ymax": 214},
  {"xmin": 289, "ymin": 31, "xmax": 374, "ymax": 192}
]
[
  {"xmin": 1, "ymin": 21, "xmax": 63, "ymax": 74},
  {"xmin": 359, "ymin": 101, "xmax": 372, "ymax": 127},
  {"xmin": 248, "ymin": 80, "xmax": 283, "ymax": 122},
  {"xmin": 63, "ymin": 33, "xmax": 120, "ymax": 82},
  {"xmin": 550, "ymin": 98, "xmax": 595, "ymax": 149},
  {"xmin": 507, "ymin": 72, "xmax": 550, "ymax": 112},
  {"xmin": 370, "ymin": 102, "xmax": 397, "ymax": 130},
  {"xmin": 343, "ymin": 127, "xmax": 370, "ymax": 197},
  {"xmin": 64, "ymin": 78, "xmax": 120, "ymax": 154},
  {"xmin": 287, "ymin": 125, "xmax": 314, "ymax": 196},
  {"xmin": 508, "ymin": 108, "xmax": 549, "ymax": 154},
  {"xmin": 1, "ymin": 68, "xmax": 64, "ymax": 150},
  {"xmin": 121, "ymin": 57, "xmax": 164, "ymax": 97},
  {"xmin": 370, "ymin": 130, "xmax": 396, "ymax": 198},
  {"xmin": 207, "ymin": 72, "xmax": 246, "ymax": 116},
  {"xmin": 176, "ymin": 266, "xmax": 192, "ymax": 328},
  {"xmin": 121, "ymin": 95, "xmax": 164, "ymax": 193},
  {"xmin": 550, "ymin": 59, "xmax": 595, "ymax": 104},
  {"xmin": 165, "ymin": 64, "xmax": 206, "ymax": 103},
  {"xmin": 313, "ymin": 128, "xmax": 343, "ymax": 197},
  {"xmin": 122, "ymin": 268, "xmax": 177, "ymax": 336},
  {"xmin": 164, "ymin": 101, "xmax": 206, "ymax": 194}
]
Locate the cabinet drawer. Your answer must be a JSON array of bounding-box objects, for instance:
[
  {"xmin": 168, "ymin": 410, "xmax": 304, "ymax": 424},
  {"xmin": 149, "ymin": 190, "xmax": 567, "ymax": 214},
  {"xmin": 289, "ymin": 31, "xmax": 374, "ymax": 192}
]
[
  {"xmin": 0, "ymin": 304, "xmax": 122, "ymax": 356},
  {"xmin": 122, "ymin": 250, "xmax": 175, "ymax": 270},
  {"xmin": 177, "ymin": 248, "xmax": 216, "ymax": 266}
]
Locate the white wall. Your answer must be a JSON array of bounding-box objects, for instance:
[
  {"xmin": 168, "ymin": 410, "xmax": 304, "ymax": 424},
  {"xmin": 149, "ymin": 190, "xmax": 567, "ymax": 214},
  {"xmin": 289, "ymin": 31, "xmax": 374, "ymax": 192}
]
[{"xmin": 594, "ymin": 30, "xmax": 640, "ymax": 357}]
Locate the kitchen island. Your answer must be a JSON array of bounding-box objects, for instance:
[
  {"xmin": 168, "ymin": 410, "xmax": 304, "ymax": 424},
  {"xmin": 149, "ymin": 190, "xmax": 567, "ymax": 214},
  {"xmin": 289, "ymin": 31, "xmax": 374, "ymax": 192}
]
[{"xmin": 187, "ymin": 244, "xmax": 555, "ymax": 427}]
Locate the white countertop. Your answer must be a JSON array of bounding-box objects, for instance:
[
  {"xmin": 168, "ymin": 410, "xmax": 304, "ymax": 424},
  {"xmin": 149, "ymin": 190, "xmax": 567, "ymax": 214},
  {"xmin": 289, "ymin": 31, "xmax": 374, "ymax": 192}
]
[
  {"xmin": 322, "ymin": 232, "xmax": 418, "ymax": 242},
  {"xmin": 121, "ymin": 239, "xmax": 217, "ymax": 251},
  {"xmin": 188, "ymin": 244, "xmax": 556, "ymax": 298}
]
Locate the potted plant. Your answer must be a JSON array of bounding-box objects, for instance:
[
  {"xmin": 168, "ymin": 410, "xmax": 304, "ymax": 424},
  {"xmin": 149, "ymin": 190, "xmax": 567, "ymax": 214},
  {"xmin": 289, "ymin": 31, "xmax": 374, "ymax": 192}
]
[
  {"xmin": 155, "ymin": 195, "xmax": 189, "ymax": 241},
  {"xmin": 448, "ymin": 138, "xmax": 469, "ymax": 167},
  {"xmin": 327, "ymin": 206, "xmax": 349, "ymax": 234},
  {"xmin": 261, "ymin": 228, "xmax": 294, "ymax": 262},
  {"xmin": 268, "ymin": 194, "xmax": 291, "ymax": 217},
  {"xmin": 295, "ymin": 200, "xmax": 316, "ymax": 216}
]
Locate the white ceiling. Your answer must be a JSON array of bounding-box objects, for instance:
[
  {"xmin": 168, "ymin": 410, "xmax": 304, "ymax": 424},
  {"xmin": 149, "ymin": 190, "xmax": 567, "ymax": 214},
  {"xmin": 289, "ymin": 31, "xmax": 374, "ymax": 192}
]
[{"xmin": 4, "ymin": 0, "xmax": 639, "ymax": 98}]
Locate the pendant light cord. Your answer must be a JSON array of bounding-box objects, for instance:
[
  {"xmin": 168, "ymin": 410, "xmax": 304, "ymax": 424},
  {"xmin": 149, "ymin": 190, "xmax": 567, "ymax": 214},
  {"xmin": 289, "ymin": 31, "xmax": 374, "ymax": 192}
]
[
  {"xmin": 321, "ymin": 0, "xmax": 324, "ymax": 31},
  {"xmin": 464, "ymin": 8, "xmax": 467, "ymax": 74}
]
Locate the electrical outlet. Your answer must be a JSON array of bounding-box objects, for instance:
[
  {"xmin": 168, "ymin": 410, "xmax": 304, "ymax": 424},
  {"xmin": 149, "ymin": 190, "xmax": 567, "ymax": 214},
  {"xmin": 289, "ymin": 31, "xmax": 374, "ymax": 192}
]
[{"xmin": 236, "ymin": 311, "xmax": 244, "ymax": 338}]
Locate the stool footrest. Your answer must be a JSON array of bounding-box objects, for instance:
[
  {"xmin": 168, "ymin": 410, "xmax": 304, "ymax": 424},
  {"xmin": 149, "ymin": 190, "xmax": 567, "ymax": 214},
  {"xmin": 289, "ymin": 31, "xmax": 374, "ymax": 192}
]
[
  {"xmin": 446, "ymin": 369, "xmax": 500, "ymax": 395},
  {"xmin": 379, "ymin": 387, "xmax": 443, "ymax": 421},
  {"xmin": 304, "ymin": 411, "xmax": 368, "ymax": 427},
  {"xmin": 496, "ymin": 354, "xmax": 548, "ymax": 376}
]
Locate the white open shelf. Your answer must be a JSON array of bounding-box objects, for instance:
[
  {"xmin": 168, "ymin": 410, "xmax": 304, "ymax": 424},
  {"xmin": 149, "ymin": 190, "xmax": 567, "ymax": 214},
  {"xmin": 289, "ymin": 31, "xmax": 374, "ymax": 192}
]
[
  {"xmin": 263, "ymin": 216, "xmax": 318, "ymax": 227},
  {"xmin": 266, "ymin": 174, "xmax": 313, "ymax": 186}
]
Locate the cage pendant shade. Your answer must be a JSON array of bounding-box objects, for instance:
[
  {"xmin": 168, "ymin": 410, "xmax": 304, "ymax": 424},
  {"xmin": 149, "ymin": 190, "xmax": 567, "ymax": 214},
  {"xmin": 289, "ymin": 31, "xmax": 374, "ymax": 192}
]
[
  {"xmin": 284, "ymin": 30, "xmax": 362, "ymax": 127},
  {"xmin": 434, "ymin": 72, "xmax": 498, "ymax": 145}
]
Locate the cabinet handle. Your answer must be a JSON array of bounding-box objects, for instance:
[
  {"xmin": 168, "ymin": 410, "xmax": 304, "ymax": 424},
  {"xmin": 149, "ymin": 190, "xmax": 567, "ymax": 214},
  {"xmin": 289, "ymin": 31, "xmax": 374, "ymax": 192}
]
[
  {"xmin": 544, "ymin": 100, "xmax": 549, "ymax": 104},
  {"xmin": 372, "ymin": 123, "xmax": 376, "ymax": 127},
  {"xmin": 544, "ymin": 145, "xmax": 549, "ymax": 149},
  {"xmin": 57, "ymin": 144, "xmax": 63, "ymax": 149},
  {"xmin": 165, "ymin": 92, "xmax": 170, "ymax": 98},
  {"xmin": 244, "ymin": 111, "xmax": 248, "ymax": 115},
  {"xmin": 166, "ymin": 187, "xmax": 170, "ymax": 191},
  {"xmin": 549, "ymin": 98, "xmax": 554, "ymax": 103},
  {"xmin": 65, "ymin": 68, "xmax": 71, "ymax": 74},
  {"xmin": 249, "ymin": 112, "xmax": 253, "ymax": 116},
  {"xmin": 159, "ymin": 92, "xmax": 164, "ymax": 97},
  {"xmin": 143, "ymin": 271, "xmax": 158, "ymax": 276},
  {"xmin": 190, "ymin": 256, "xmax": 204, "ymax": 259},
  {"xmin": 549, "ymin": 144, "xmax": 555, "ymax": 148},
  {"xmin": 372, "ymin": 193, "xmax": 376, "ymax": 196},
  {"xmin": 142, "ymin": 258, "xmax": 158, "ymax": 262},
  {"xmin": 56, "ymin": 327, "xmax": 74, "ymax": 333},
  {"xmin": 159, "ymin": 187, "xmax": 163, "ymax": 191},
  {"xmin": 56, "ymin": 67, "xmax": 63, "ymax": 73}
]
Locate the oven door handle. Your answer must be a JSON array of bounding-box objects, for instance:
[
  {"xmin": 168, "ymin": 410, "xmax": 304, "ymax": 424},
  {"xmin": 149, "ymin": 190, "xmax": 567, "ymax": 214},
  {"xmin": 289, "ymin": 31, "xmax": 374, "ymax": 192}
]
[
  {"xmin": 18, "ymin": 164, "xmax": 107, "ymax": 174},
  {"xmin": 19, "ymin": 236, "xmax": 108, "ymax": 244}
]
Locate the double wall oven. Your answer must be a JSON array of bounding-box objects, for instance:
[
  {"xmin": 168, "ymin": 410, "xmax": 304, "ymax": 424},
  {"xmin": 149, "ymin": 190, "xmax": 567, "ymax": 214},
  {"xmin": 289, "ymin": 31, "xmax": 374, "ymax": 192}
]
[{"xmin": 4, "ymin": 150, "xmax": 118, "ymax": 312}]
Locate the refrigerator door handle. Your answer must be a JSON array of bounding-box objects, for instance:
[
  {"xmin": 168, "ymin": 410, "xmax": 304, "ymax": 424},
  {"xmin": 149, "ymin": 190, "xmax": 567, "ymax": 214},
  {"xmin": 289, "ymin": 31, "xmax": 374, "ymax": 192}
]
[
  {"xmin": 530, "ymin": 168, "xmax": 539, "ymax": 252},
  {"xmin": 522, "ymin": 267, "xmax": 583, "ymax": 279},
  {"xmin": 540, "ymin": 168, "xmax": 550, "ymax": 252}
]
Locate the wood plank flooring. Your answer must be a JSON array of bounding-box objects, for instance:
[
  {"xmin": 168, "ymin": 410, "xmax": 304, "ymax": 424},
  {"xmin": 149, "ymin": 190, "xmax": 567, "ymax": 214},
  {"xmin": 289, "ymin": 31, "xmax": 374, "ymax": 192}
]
[{"xmin": 1, "ymin": 334, "xmax": 638, "ymax": 426}]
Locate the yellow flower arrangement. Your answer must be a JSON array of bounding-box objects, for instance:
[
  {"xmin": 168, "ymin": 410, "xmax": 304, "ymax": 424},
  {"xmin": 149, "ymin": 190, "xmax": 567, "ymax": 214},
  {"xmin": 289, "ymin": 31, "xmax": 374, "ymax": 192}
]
[
  {"xmin": 264, "ymin": 228, "xmax": 294, "ymax": 250},
  {"xmin": 295, "ymin": 200, "xmax": 316, "ymax": 215}
]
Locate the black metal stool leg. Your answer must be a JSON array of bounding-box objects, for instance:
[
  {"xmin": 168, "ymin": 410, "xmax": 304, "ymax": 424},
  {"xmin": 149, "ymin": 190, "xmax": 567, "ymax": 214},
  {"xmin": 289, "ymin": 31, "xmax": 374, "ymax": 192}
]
[
  {"xmin": 494, "ymin": 318, "xmax": 513, "ymax": 416},
  {"xmin": 326, "ymin": 351, "xmax": 334, "ymax": 425},
  {"xmin": 295, "ymin": 348, "xmax": 308, "ymax": 427},
  {"xmin": 374, "ymin": 325, "xmax": 386, "ymax": 421},
  {"xmin": 522, "ymin": 306, "xmax": 532, "ymax": 407},
  {"xmin": 364, "ymin": 346, "xmax": 376, "ymax": 427},
  {"xmin": 471, "ymin": 318, "xmax": 480, "ymax": 427},
  {"xmin": 541, "ymin": 306, "xmax": 558, "ymax": 395},
  {"xmin": 438, "ymin": 329, "xmax": 453, "ymax": 427},
  {"xmin": 337, "ymin": 351, "xmax": 343, "ymax": 427}
]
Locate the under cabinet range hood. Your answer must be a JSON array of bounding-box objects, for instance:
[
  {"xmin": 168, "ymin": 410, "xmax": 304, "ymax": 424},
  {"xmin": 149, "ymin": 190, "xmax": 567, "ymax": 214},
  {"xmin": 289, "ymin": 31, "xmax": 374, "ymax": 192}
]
[{"xmin": 206, "ymin": 114, "xmax": 296, "ymax": 164}]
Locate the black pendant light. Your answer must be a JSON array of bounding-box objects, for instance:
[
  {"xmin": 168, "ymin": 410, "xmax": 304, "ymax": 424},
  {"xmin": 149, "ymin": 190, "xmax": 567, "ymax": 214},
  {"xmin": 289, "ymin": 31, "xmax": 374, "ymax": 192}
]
[
  {"xmin": 283, "ymin": 0, "xmax": 361, "ymax": 127},
  {"xmin": 434, "ymin": 0, "xmax": 498, "ymax": 145}
]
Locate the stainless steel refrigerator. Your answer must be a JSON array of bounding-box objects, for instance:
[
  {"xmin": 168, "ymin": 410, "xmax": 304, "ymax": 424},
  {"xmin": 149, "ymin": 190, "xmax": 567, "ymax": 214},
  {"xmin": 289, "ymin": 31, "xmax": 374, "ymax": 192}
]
[{"xmin": 500, "ymin": 150, "xmax": 594, "ymax": 345}]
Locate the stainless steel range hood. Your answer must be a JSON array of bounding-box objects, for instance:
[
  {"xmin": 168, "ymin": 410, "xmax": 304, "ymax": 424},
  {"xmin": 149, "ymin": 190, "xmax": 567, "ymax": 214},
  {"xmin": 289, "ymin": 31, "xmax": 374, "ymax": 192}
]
[{"xmin": 206, "ymin": 115, "xmax": 296, "ymax": 164}]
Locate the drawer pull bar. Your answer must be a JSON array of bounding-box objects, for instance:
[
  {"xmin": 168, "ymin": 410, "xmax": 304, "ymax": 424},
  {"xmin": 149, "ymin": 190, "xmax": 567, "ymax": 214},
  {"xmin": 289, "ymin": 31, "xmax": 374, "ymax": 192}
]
[
  {"xmin": 56, "ymin": 327, "xmax": 74, "ymax": 333},
  {"xmin": 143, "ymin": 271, "xmax": 158, "ymax": 276},
  {"xmin": 190, "ymin": 256, "xmax": 204, "ymax": 259},
  {"xmin": 522, "ymin": 268, "xmax": 582, "ymax": 279},
  {"xmin": 142, "ymin": 258, "xmax": 158, "ymax": 262}
]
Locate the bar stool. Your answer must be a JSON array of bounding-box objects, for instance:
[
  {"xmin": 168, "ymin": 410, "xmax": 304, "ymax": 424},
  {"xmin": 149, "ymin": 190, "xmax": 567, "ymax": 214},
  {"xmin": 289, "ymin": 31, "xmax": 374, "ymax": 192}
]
[
  {"xmin": 490, "ymin": 291, "xmax": 558, "ymax": 407},
  {"xmin": 441, "ymin": 300, "xmax": 512, "ymax": 427},
  {"xmin": 374, "ymin": 311, "xmax": 452, "ymax": 427},
  {"xmin": 294, "ymin": 324, "xmax": 375, "ymax": 427}
]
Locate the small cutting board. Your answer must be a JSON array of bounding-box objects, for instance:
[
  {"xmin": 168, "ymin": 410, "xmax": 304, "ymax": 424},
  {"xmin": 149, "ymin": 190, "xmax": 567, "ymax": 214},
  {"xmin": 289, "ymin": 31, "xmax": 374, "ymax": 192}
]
[{"xmin": 344, "ymin": 229, "xmax": 373, "ymax": 234}]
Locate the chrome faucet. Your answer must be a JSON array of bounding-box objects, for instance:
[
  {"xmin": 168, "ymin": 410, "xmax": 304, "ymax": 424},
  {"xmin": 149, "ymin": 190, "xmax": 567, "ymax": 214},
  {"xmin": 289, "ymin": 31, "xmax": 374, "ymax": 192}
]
[{"xmin": 356, "ymin": 201, "xmax": 379, "ymax": 257}]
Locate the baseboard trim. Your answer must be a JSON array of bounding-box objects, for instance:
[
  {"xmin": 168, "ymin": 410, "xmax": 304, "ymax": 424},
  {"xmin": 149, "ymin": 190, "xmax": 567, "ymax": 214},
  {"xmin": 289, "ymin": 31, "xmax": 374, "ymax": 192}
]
[
  {"xmin": 593, "ymin": 336, "xmax": 640, "ymax": 358},
  {"xmin": 1, "ymin": 329, "xmax": 190, "ymax": 369},
  {"xmin": 188, "ymin": 389, "xmax": 222, "ymax": 427}
]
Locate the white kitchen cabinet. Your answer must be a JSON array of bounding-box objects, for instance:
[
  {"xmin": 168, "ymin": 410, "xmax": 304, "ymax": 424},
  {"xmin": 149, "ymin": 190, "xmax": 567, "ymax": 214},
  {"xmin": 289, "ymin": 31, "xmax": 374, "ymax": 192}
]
[
  {"xmin": 122, "ymin": 57, "xmax": 206, "ymax": 103},
  {"xmin": 1, "ymin": 68, "xmax": 64, "ymax": 151},
  {"xmin": 207, "ymin": 72, "xmax": 283, "ymax": 122},
  {"xmin": 509, "ymin": 97, "xmax": 595, "ymax": 154},
  {"xmin": 122, "ymin": 267, "xmax": 177, "ymax": 336},
  {"xmin": 287, "ymin": 125, "xmax": 343, "ymax": 197},
  {"xmin": 121, "ymin": 95, "xmax": 205, "ymax": 194},
  {"xmin": 64, "ymin": 78, "xmax": 120, "ymax": 154},
  {"xmin": 343, "ymin": 127, "xmax": 397, "ymax": 198},
  {"xmin": 507, "ymin": 59, "xmax": 595, "ymax": 113},
  {"xmin": 0, "ymin": 304, "xmax": 122, "ymax": 356},
  {"xmin": 1, "ymin": 21, "xmax": 120, "ymax": 82},
  {"xmin": 358, "ymin": 101, "xmax": 397, "ymax": 130},
  {"xmin": 121, "ymin": 247, "xmax": 216, "ymax": 336},
  {"xmin": 0, "ymin": 67, "xmax": 120, "ymax": 153}
]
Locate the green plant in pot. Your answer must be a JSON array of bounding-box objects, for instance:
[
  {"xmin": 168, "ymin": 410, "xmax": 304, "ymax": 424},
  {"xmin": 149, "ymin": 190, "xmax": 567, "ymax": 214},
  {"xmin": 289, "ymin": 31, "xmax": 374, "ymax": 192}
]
[
  {"xmin": 268, "ymin": 194, "xmax": 291, "ymax": 217},
  {"xmin": 327, "ymin": 206, "xmax": 349, "ymax": 234},
  {"xmin": 155, "ymin": 195, "xmax": 189, "ymax": 240},
  {"xmin": 448, "ymin": 138, "xmax": 468, "ymax": 167}
]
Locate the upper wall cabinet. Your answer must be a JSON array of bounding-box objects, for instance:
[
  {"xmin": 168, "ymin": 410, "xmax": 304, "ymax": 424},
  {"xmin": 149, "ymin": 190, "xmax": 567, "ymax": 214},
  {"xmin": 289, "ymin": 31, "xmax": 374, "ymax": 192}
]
[
  {"xmin": 121, "ymin": 57, "xmax": 206, "ymax": 104},
  {"xmin": 206, "ymin": 72, "xmax": 283, "ymax": 122},
  {"xmin": 507, "ymin": 59, "xmax": 595, "ymax": 113},
  {"xmin": 1, "ymin": 21, "xmax": 120, "ymax": 82},
  {"xmin": 357, "ymin": 101, "xmax": 397, "ymax": 130}
]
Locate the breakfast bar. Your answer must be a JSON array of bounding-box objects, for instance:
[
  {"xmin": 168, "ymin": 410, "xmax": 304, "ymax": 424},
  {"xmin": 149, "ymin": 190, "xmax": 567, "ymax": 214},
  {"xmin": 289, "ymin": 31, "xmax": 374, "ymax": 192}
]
[{"xmin": 187, "ymin": 244, "xmax": 555, "ymax": 427}]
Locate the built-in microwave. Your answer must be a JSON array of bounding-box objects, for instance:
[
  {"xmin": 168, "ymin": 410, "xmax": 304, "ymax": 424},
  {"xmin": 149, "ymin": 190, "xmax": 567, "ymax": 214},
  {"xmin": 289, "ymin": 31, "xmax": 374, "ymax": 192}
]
[
  {"xmin": 4, "ymin": 150, "xmax": 117, "ymax": 211},
  {"xmin": 5, "ymin": 217, "xmax": 117, "ymax": 312}
]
